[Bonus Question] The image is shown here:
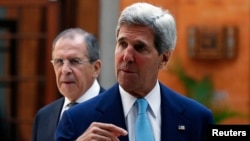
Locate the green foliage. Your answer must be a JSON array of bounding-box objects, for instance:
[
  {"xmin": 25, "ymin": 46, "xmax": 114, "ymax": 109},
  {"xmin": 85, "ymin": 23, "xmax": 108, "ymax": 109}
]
[
  {"xmin": 168, "ymin": 60, "xmax": 243, "ymax": 123},
  {"xmin": 213, "ymin": 108, "xmax": 240, "ymax": 123}
]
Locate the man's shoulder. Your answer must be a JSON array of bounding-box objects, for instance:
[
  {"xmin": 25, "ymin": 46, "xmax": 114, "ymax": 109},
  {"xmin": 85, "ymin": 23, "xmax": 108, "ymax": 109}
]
[
  {"xmin": 160, "ymin": 82, "xmax": 211, "ymax": 112},
  {"xmin": 68, "ymin": 84, "xmax": 119, "ymax": 113},
  {"xmin": 35, "ymin": 97, "xmax": 64, "ymax": 116}
]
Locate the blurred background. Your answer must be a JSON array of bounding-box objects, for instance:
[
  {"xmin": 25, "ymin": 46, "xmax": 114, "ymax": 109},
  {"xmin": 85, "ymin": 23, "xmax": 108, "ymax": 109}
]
[{"xmin": 0, "ymin": 0, "xmax": 249, "ymax": 140}]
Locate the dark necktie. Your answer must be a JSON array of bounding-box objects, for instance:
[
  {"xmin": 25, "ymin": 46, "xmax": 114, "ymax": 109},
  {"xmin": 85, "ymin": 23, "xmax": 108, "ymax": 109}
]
[
  {"xmin": 67, "ymin": 101, "xmax": 78, "ymax": 109},
  {"xmin": 135, "ymin": 98, "xmax": 154, "ymax": 141}
]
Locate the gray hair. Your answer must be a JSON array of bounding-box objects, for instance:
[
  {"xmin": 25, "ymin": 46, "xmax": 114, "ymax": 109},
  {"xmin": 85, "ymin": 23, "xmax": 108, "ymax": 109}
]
[
  {"xmin": 52, "ymin": 28, "xmax": 100, "ymax": 63},
  {"xmin": 116, "ymin": 2, "xmax": 177, "ymax": 55}
]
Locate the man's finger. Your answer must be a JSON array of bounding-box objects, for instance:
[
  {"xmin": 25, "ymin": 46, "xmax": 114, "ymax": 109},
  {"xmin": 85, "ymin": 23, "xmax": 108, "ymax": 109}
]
[{"xmin": 91, "ymin": 122, "xmax": 127, "ymax": 136}]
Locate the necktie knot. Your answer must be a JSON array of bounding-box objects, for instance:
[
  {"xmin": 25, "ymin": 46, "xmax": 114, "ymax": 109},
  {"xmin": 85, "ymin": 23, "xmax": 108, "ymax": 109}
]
[
  {"xmin": 136, "ymin": 98, "xmax": 148, "ymax": 114},
  {"xmin": 67, "ymin": 101, "xmax": 78, "ymax": 108}
]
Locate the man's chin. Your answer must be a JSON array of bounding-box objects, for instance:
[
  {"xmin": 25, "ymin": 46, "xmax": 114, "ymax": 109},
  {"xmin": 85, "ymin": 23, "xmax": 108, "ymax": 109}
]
[{"xmin": 60, "ymin": 86, "xmax": 77, "ymax": 94}]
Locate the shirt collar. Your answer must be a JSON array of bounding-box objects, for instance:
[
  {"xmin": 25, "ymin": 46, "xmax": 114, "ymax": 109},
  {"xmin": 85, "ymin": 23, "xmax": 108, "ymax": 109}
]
[
  {"xmin": 63, "ymin": 79, "xmax": 100, "ymax": 108},
  {"xmin": 120, "ymin": 80, "xmax": 161, "ymax": 118}
]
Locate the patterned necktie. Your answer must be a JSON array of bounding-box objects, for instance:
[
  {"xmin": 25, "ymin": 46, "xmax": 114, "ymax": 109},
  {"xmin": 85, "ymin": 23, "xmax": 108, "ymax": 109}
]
[{"xmin": 136, "ymin": 98, "xmax": 154, "ymax": 141}]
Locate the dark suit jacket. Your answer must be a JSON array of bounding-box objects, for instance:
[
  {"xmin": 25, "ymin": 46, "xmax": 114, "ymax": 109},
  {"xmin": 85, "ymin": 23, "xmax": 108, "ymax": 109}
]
[
  {"xmin": 31, "ymin": 87, "xmax": 105, "ymax": 141},
  {"xmin": 56, "ymin": 83, "xmax": 214, "ymax": 141}
]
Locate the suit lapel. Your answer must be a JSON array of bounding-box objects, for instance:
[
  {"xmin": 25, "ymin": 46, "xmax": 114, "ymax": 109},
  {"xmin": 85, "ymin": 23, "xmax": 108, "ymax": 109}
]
[
  {"xmin": 41, "ymin": 98, "xmax": 64, "ymax": 140},
  {"xmin": 160, "ymin": 83, "xmax": 190, "ymax": 141},
  {"xmin": 52, "ymin": 98, "xmax": 64, "ymax": 127},
  {"xmin": 95, "ymin": 84, "xmax": 129, "ymax": 141}
]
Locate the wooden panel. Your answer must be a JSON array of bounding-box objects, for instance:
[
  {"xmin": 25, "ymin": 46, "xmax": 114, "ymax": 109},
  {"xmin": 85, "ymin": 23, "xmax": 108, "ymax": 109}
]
[
  {"xmin": 0, "ymin": 0, "xmax": 60, "ymax": 140},
  {"xmin": 77, "ymin": 0, "xmax": 99, "ymax": 38},
  {"xmin": 0, "ymin": 0, "xmax": 47, "ymax": 6},
  {"xmin": 45, "ymin": 1, "xmax": 60, "ymax": 104}
]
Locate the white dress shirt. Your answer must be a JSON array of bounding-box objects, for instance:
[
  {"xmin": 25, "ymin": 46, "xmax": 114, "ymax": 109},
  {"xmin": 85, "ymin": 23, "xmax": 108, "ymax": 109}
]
[
  {"xmin": 60, "ymin": 79, "xmax": 100, "ymax": 119},
  {"xmin": 120, "ymin": 80, "xmax": 161, "ymax": 141}
]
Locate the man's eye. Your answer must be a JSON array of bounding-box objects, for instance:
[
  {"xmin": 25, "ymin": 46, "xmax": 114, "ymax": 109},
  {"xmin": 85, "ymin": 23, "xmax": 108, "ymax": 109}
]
[
  {"xmin": 119, "ymin": 41, "xmax": 128, "ymax": 48},
  {"xmin": 134, "ymin": 44, "xmax": 146, "ymax": 52},
  {"xmin": 54, "ymin": 59, "xmax": 63, "ymax": 64},
  {"xmin": 70, "ymin": 59, "xmax": 81, "ymax": 65}
]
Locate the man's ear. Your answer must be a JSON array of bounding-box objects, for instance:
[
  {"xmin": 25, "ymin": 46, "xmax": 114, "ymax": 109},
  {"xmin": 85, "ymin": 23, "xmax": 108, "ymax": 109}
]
[
  {"xmin": 159, "ymin": 51, "xmax": 171, "ymax": 69},
  {"xmin": 92, "ymin": 60, "xmax": 102, "ymax": 78}
]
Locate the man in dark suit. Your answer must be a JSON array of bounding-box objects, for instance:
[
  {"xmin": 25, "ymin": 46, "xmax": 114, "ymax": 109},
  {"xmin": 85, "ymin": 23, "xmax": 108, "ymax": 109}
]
[
  {"xmin": 31, "ymin": 28, "xmax": 105, "ymax": 141},
  {"xmin": 56, "ymin": 2, "xmax": 214, "ymax": 141}
]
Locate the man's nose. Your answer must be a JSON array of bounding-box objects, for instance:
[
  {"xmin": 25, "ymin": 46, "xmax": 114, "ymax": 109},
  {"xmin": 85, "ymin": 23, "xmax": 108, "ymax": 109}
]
[
  {"xmin": 123, "ymin": 46, "xmax": 134, "ymax": 62},
  {"xmin": 61, "ymin": 61, "xmax": 72, "ymax": 74}
]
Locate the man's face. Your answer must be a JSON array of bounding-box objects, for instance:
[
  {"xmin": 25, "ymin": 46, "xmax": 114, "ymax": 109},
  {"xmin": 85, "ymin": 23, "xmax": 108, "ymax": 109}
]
[
  {"xmin": 52, "ymin": 37, "xmax": 97, "ymax": 101},
  {"xmin": 115, "ymin": 25, "xmax": 166, "ymax": 97}
]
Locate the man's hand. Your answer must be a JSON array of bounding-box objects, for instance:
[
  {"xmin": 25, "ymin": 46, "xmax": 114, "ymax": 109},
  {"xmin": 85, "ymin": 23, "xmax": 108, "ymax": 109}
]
[{"xmin": 76, "ymin": 122, "xmax": 128, "ymax": 141}]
